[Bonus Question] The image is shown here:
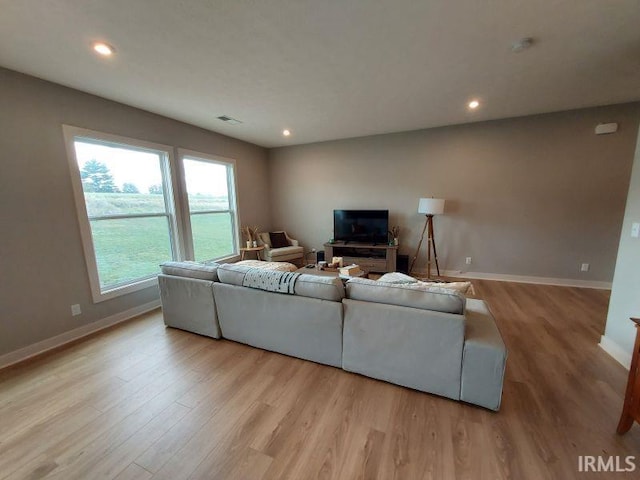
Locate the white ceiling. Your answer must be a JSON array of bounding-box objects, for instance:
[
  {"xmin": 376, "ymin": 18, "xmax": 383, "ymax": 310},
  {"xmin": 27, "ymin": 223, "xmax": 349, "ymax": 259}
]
[{"xmin": 1, "ymin": 1, "xmax": 639, "ymax": 147}]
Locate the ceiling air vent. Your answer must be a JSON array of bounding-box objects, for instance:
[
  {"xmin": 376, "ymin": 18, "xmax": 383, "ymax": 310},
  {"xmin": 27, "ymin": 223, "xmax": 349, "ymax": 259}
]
[{"xmin": 216, "ymin": 115, "xmax": 243, "ymax": 125}]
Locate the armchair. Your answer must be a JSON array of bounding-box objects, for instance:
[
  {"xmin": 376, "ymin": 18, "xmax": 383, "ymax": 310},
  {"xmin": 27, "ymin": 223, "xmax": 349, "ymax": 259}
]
[{"xmin": 257, "ymin": 231, "xmax": 304, "ymax": 265}]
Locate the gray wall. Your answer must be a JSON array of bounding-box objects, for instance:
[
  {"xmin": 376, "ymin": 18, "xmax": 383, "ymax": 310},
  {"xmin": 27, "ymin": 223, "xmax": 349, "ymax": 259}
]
[
  {"xmin": 0, "ymin": 68, "xmax": 270, "ymax": 357},
  {"xmin": 269, "ymin": 103, "xmax": 640, "ymax": 282},
  {"xmin": 603, "ymin": 122, "xmax": 640, "ymax": 362}
]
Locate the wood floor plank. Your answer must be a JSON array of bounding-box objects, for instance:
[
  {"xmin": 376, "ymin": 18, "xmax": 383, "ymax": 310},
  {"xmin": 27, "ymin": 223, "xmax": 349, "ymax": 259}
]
[
  {"xmin": 113, "ymin": 464, "xmax": 152, "ymax": 480},
  {"xmin": 148, "ymin": 374, "xmax": 275, "ymax": 480},
  {"xmin": 2, "ymin": 281, "xmax": 640, "ymax": 479},
  {"xmin": 3, "ymin": 368, "xmax": 204, "ymax": 480}
]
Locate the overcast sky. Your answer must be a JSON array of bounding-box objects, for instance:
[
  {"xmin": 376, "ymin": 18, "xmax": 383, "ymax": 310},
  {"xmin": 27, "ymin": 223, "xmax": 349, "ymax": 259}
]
[{"xmin": 74, "ymin": 141, "xmax": 229, "ymax": 196}]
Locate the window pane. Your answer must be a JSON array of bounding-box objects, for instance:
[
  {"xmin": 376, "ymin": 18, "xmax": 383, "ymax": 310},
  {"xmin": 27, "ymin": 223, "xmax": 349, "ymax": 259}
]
[
  {"xmin": 90, "ymin": 216, "xmax": 172, "ymax": 288},
  {"xmin": 74, "ymin": 140, "xmax": 167, "ymax": 216},
  {"xmin": 183, "ymin": 158, "xmax": 230, "ymax": 212},
  {"xmin": 191, "ymin": 213, "xmax": 234, "ymax": 261}
]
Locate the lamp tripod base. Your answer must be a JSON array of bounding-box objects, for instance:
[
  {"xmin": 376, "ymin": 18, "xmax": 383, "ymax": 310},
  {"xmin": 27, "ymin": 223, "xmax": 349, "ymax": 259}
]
[{"xmin": 409, "ymin": 214, "xmax": 440, "ymax": 279}]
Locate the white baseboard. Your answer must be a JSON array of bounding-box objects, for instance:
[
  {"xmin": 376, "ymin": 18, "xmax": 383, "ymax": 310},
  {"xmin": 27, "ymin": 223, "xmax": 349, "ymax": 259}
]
[
  {"xmin": 599, "ymin": 335, "xmax": 632, "ymax": 370},
  {"xmin": 415, "ymin": 269, "xmax": 612, "ymax": 290},
  {"xmin": 0, "ymin": 300, "xmax": 161, "ymax": 370}
]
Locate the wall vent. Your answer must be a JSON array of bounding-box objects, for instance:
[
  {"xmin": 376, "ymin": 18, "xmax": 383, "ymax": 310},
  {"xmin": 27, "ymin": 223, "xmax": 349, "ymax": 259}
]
[{"xmin": 216, "ymin": 115, "xmax": 243, "ymax": 125}]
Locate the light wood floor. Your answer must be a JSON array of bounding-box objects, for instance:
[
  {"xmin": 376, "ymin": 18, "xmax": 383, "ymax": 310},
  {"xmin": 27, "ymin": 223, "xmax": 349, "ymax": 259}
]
[{"xmin": 1, "ymin": 280, "xmax": 639, "ymax": 479}]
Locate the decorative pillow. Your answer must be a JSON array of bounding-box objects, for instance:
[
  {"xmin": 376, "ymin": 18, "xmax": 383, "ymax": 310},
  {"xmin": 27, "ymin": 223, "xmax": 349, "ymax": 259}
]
[
  {"xmin": 160, "ymin": 261, "xmax": 220, "ymax": 281},
  {"xmin": 269, "ymin": 231, "xmax": 289, "ymax": 248},
  {"xmin": 417, "ymin": 280, "xmax": 474, "ymax": 295},
  {"xmin": 377, "ymin": 272, "xmax": 418, "ymax": 284}
]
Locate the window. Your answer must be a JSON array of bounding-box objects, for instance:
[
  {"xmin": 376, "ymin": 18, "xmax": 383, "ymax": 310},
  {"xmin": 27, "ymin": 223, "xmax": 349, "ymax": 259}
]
[
  {"xmin": 178, "ymin": 149, "xmax": 238, "ymax": 262},
  {"xmin": 64, "ymin": 126, "xmax": 180, "ymax": 302},
  {"xmin": 64, "ymin": 127, "xmax": 241, "ymax": 303}
]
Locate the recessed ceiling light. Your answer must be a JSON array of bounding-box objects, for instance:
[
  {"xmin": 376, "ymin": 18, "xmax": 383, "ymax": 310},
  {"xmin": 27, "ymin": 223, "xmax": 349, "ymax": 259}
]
[
  {"xmin": 93, "ymin": 42, "xmax": 115, "ymax": 57},
  {"xmin": 468, "ymin": 100, "xmax": 480, "ymax": 109},
  {"xmin": 283, "ymin": 129, "xmax": 291, "ymax": 137}
]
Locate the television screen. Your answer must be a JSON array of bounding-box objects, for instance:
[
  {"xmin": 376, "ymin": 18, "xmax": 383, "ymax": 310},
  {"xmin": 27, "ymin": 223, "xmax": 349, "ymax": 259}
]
[{"xmin": 334, "ymin": 210, "xmax": 389, "ymax": 244}]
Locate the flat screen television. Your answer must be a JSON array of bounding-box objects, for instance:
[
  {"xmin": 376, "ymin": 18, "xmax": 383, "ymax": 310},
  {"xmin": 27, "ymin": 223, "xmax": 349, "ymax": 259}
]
[{"xmin": 333, "ymin": 209, "xmax": 389, "ymax": 244}]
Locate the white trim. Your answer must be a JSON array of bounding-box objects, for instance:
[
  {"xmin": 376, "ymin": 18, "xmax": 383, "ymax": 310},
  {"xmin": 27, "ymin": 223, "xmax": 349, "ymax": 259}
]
[
  {"xmin": 419, "ymin": 269, "xmax": 613, "ymax": 290},
  {"xmin": 176, "ymin": 148, "xmax": 240, "ymax": 261},
  {"xmin": 0, "ymin": 300, "xmax": 161, "ymax": 370},
  {"xmin": 599, "ymin": 335, "xmax": 632, "ymax": 370},
  {"xmin": 62, "ymin": 125, "xmax": 178, "ymax": 303}
]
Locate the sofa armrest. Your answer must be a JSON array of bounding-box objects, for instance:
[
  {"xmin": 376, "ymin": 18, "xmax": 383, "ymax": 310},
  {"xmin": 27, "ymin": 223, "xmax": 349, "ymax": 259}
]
[{"xmin": 284, "ymin": 232, "xmax": 299, "ymax": 246}]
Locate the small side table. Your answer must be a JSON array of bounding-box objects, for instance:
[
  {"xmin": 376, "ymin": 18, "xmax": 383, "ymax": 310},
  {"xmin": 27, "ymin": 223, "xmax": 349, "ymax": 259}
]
[
  {"xmin": 617, "ymin": 317, "xmax": 640, "ymax": 434},
  {"xmin": 240, "ymin": 246, "xmax": 264, "ymax": 261}
]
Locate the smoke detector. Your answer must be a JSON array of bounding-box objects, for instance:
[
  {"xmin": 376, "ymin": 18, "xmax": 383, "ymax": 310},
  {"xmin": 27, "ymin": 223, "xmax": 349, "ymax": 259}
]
[
  {"xmin": 511, "ymin": 37, "xmax": 534, "ymax": 53},
  {"xmin": 216, "ymin": 115, "xmax": 243, "ymax": 125}
]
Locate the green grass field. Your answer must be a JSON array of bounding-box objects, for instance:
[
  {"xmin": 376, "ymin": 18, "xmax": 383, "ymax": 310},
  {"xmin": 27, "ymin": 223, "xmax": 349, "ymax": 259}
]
[
  {"xmin": 87, "ymin": 193, "xmax": 233, "ymax": 288},
  {"xmin": 85, "ymin": 192, "xmax": 229, "ymax": 216}
]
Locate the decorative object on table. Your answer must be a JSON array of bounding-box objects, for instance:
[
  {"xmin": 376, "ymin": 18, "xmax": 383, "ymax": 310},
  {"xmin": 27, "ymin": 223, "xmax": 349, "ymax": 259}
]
[
  {"xmin": 410, "ymin": 197, "xmax": 445, "ymax": 278},
  {"xmin": 388, "ymin": 225, "xmax": 400, "ymax": 246},
  {"xmin": 339, "ymin": 264, "xmax": 363, "ymax": 277},
  {"xmin": 318, "ymin": 261, "xmax": 328, "ymax": 269},
  {"xmin": 617, "ymin": 317, "xmax": 640, "ymax": 435},
  {"xmin": 241, "ymin": 225, "xmax": 260, "ymax": 245},
  {"xmin": 252, "ymin": 240, "xmax": 257, "ymax": 248},
  {"xmin": 331, "ymin": 256, "xmax": 344, "ymax": 267}
]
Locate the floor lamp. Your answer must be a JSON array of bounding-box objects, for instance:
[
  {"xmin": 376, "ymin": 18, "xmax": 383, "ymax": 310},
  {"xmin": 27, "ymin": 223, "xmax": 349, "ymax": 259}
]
[{"xmin": 409, "ymin": 198, "xmax": 445, "ymax": 279}]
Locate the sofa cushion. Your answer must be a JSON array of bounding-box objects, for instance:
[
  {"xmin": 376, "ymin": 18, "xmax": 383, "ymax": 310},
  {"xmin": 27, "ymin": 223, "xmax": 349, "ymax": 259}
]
[
  {"xmin": 295, "ymin": 274, "xmax": 345, "ymax": 302},
  {"xmin": 217, "ymin": 264, "xmax": 254, "ymax": 285},
  {"xmin": 160, "ymin": 261, "xmax": 220, "ymax": 281},
  {"xmin": 269, "ymin": 231, "xmax": 289, "ymax": 248},
  {"xmin": 346, "ymin": 277, "xmax": 465, "ymax": 314},
  {"xmin": 217, "ymin": 264, "xmax": 344, "ymax": 301},
  {"xmin": 269, "ymin": 246, "xmax": 304, "ymax": 257}
]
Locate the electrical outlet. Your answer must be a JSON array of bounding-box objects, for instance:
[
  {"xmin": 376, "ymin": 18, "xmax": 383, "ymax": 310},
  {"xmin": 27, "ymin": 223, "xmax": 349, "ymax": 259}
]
[
  {"xmin": 632, "ymin": 222, "xmax": 640, "ymax": 238},
  {"xmin": 580, "ymin": 263, "xmax": 590, "ymax": 272},
  {"xmin": 465, "ymin": 257, "xmax": 472, "ymax": 265},
  {"xmin": 71, "ymin": 304, "xmax": 81, "ymax": 316}
]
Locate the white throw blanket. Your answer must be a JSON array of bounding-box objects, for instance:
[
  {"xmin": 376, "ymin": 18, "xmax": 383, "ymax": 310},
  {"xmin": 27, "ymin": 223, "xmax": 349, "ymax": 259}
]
[
  {"xmin": 235, "ymin": 260, "xmax": 297, "ymax": 272},
  {"xmin": 242, "ymin": 269, "xmax": 301, "ymax": 294}
]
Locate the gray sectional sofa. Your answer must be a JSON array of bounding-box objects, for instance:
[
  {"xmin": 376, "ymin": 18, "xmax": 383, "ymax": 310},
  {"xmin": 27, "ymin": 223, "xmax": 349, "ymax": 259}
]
[{"xmin": 158, "ymin": 262, "xmax": 507, "ymax": 411}]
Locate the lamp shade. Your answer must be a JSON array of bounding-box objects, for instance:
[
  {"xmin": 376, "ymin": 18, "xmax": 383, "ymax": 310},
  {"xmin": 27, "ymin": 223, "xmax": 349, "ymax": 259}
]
[{"xmin": 418, "ymin": 198, "xmax": 445, "ymax": 215}]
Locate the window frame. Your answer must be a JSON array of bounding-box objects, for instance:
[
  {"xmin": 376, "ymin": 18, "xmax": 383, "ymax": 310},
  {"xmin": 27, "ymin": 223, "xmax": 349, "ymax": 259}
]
[
  {"xmin": 176, "ymin": 148, "xmax": 240, "ymax": 262},
  {"xmin": 63, "ymin": 125, "xmax": 184, "ymax": 303}
]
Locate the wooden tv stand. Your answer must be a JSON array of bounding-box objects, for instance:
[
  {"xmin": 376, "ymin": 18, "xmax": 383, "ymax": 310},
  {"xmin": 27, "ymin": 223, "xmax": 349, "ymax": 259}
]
[{"xmin": 324, "ymin": 242, "xmax": 397, "ymax": 273}]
